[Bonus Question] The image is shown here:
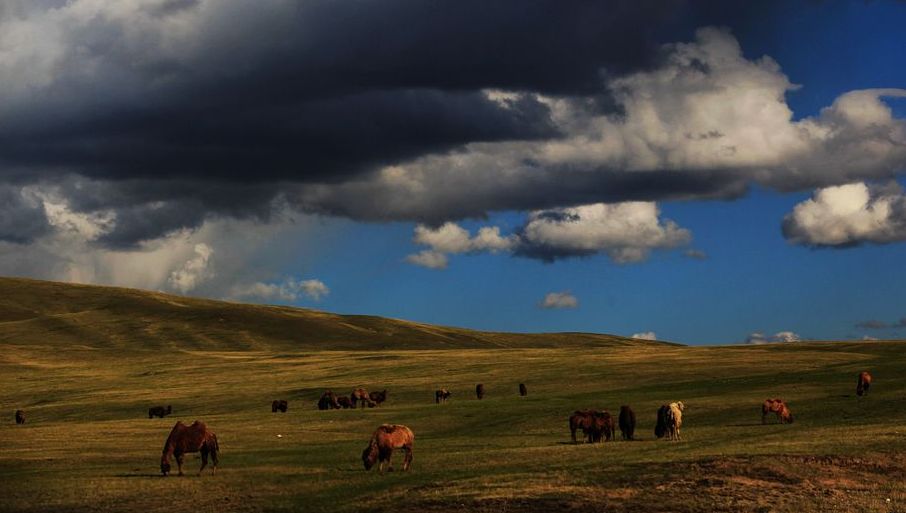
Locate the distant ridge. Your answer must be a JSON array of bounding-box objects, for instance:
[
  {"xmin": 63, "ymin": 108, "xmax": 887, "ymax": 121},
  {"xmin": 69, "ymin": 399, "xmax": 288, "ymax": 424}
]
[{"xmin": 0, "ymin": 277, "xmax": 679, "ymax": 351}]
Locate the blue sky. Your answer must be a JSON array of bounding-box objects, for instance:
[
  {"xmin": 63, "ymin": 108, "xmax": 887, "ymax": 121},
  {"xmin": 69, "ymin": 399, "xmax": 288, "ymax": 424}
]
[
  {"xmin": 282, "ymin": 1, "xmax": 906, "ymax": 344},
  {"xmin": 0, "ymin": 1, "xmax": 904, "ymax": 344}
]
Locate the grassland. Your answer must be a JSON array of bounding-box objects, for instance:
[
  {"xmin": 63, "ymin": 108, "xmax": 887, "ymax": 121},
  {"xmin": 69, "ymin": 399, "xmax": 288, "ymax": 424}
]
[{"xmin": 1, "ymin": 278, "xmax": 906, "ymax": 513}]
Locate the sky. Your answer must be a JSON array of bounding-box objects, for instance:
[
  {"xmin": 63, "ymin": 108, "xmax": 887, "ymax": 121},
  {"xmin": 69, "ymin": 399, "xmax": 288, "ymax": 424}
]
[{"xmin": 0, "ymin": 0, "xmax": 905, "ymax": 344}]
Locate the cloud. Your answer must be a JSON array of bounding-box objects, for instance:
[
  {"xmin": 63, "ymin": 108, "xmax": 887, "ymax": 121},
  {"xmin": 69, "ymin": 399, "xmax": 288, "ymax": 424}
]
[
  {"xmin": 229, "ymin": 278, "xmax": 329, "ymax": 303},
  {"xmin": 407, "ymin": 201, "xmax": 690, "ymax": 267},
  {"xmin": 540, "ymin": 292, "xmax": 578, "ymax": 309},
  {"xmin": 0, "ymin": 15, "xmax": 902, "ymax": 249},
  {"xmin": 631, "ymin": 331, "xmax": 657, "ymax": 340},
  {"xmin": 862, "ymin": 335, "xmax": 878, "ymax": 341},
  {"xmin": 783, "ymin": 182, "xmax": 906, "ymax": 247},
  {"xmin": 683, "ymin": 249, "xmax": 708, "ymax": 260},
  {"xmin": 167, "ymin": 243, "xmax": 214, "ymax": 293},
  {"xmin": 405, "ymin": 250, "xmax": 449, "ymax": 270},
  {"xmin": 744, "ymin": 331, "xmax": 802, "ymax": 344}
]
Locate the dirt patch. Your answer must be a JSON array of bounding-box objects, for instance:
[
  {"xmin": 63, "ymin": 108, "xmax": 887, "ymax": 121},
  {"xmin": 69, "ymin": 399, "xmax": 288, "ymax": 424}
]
[{"xmin": 373, "ymin": 453, "xmax": 906, "ymax": 513}]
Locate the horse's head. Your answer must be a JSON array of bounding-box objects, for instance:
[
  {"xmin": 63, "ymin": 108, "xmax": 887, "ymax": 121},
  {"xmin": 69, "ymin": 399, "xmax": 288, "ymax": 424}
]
[
  {"xmin": 160, "ymin": 461, "xmax": 171, "ymax": 476},
  {"xmin": 362, "ymin": 442, "xmax": 379, "ymax": 470},
  {"xmin": 675, "ymin": 401, "xmax": 685, "ymax": 411}
]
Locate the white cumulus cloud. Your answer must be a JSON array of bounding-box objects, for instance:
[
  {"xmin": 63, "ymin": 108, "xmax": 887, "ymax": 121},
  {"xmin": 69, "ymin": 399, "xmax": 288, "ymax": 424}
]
[
  {"xmin": 783, "ymin": 182, "xmax": 906, "ymax": 247},
  {"xmin": 744, "ymin": 331, "xmax": 802, "ymax": 344},
  {"xmin": 230, "ymin": 278, "xmax": 330, "ymax": 303},
  {"xmin": 167, "ymin": 243, "xmax": 214, "ymax": 293},
  {"xmin": 631, "ymin": 331, "xmax": 657, "ymax": 340},
  {"xmin": 540, "ymin": 291, "xmax": 578, "ymax": 309}
]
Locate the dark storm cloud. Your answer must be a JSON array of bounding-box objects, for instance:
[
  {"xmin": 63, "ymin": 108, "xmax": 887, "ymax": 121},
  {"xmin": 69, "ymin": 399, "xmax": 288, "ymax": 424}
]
[{"xmin": 0, "ymin": 186, "xmax": 51, "ymax": 244}]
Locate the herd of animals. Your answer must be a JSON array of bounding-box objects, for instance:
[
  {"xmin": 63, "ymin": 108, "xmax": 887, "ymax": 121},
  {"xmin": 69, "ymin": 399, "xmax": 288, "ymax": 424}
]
[{"xmin": 10, "ymin": 371, "xmax": 874, "ymax": 476}]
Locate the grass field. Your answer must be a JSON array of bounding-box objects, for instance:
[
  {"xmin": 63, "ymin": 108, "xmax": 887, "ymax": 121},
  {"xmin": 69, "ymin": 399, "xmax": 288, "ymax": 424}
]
[{"xmin": 2, "ymin": 279, "xmax": 906, "ymax": 513}]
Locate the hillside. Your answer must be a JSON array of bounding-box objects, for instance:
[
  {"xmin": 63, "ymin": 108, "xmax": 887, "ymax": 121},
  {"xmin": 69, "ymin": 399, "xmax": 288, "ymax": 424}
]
[{"xmin": 0, "ymin": 277, "xmax": 670, "ymax": 351}]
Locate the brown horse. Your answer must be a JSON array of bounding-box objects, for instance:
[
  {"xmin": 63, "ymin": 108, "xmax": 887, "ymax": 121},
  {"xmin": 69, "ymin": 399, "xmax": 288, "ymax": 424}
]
[
  {"xmin": 318, "ymin": 391, "xmax": 341, "ymax": 410},
  {"xmin": 160, "ymin": 420, "xmax": 219, "ymax": 476},
  {"xmin": 762, "ymin": 398, "xmax": 793, "ymax": 424},
  {"xmin": 589, "ymin": 410, "xmax": 615, "ymax": 442},
  {"xmin": 435, "ymin": 389, "xmax": 452, "ymax": 403},
  {"xmin": 369, "ymin": 389, "xmax": 387, "ymax": 406},
  {"xmin": 857, "ymin": 371, "xmax": 872, "ymax": 397},
  {"xmin": 271, "ymin": 400, "xmax": 288, "ymax": 413},
  {"xmin": 15, "ymin": 409, "xmax": 25, "ymax": 425},
  {"xmin": 351, "ymin": 388, "xmax": 374, "ymax": 408},
  {"xmin": 655, "ymin": 402, "xmax": 684, "ymax": 441},
  {"xmin": 619, "ymin": 405, "xmax": 636, "ymax": 441},
  {"xmin": 148, "ymin": 405, "xmax": 172, "ymax": 419},
  {"xmin": 476, "ymin": 384, "xmax": 485, "ymax": 400},
  {"xmin": 362, "ymin": 424, "xmax": 414, "ymax": 473},
  {"xmin": 569, "ymin": 410, "xmax": 594, "ymax": 443},
  {"xmin": 519, "ymin": 383, "xmax": 528, "ymax": 396}
]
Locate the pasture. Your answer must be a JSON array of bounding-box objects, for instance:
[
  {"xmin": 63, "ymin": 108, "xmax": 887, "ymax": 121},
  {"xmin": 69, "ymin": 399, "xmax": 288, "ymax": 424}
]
[{"xmin": 3, "ymin": 340, "xmax": 906, "ymax": 513}]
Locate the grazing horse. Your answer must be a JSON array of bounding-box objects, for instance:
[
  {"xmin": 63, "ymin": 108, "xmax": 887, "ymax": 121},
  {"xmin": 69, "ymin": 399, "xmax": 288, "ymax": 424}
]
[
  {"xmin": 318, "ymin": 391, "xmax": 341, "ymax": 410},
  {"xmin": 519, "ymin": 383, "xmax": 528, "ymax": 397},
  {"xmin": 351, "ymin": 388, "xmax": 374, "ymax": 408},
  {"xmin": 569, "ymin": 410, "xmax": 594, "ymax": 443},
  {"xmin": 148, "ymin": 405, "xmax": 172, "ymax": 419},
  {"xmin": 271, "ymin": 400, "xmax": 288, "ymax": 413},
  {"xmin": 160, "ymin": 420, "xmax": 219, "ymax": 476},
  {"xmin": 656, "ymin": 402, "xmax": 684, "ymax": 441},
  {"xmin": 619, "ymin": 405, "xmax": 636, "ymax": 440},
  {"xmin": 476, "ymin": 384, "xmax": 485, "ymax": 400},
  {"xmin": 589, "ymin": 410, "xmax": 615, "ymax": 442},
  {"xmin": 15, "ymin": 409, "xmax": 25, "ymax": 425},
  {"xmin": 369, "ymin": 389, "xmax": 387, "ymax": 406},
  {"xmin": 362, "ymin": 424, "xmax": 414, "ymax": 473},
  {"xmin": 857, "ymin": 371, "xmax": 872, "ymax": 397},
  {"xmin": 762, "ymin": 398, "xmax": 793, "ymax": 424},
  {"xmin": 337, "ymin": 396, "xmax": 354, "ymax": 409},
  {"xmin": 435, "ymin": 389, "xmax": 452, "ymax": 404}
]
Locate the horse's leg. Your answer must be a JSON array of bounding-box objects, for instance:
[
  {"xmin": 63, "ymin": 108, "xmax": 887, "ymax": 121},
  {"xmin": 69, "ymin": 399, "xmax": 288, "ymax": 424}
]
[
  {"xmin": 386, "ymin": 448, "xmax": 395, "ymax": 472},
  {"xmin": 402, "ymin": 445, "xmax": 412, "ymax": 471},
  {"xmin": 199, "ymin": 446, "xmax": 209, "ymax": 476},
  {"xmin": 176, "ymin": 453, "xmax": 185, "ymax": 476}
]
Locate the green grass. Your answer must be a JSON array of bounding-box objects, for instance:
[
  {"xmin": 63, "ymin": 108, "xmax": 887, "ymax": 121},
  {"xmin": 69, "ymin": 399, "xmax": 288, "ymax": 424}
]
[{"xmin": 1, "ymin": 278, "xmax": 906, "ymax": 512}]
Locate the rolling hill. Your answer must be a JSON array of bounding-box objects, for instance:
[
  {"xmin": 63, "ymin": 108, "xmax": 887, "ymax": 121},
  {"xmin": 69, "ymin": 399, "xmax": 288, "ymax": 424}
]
[{"xmin": 0, "ymin": 276, "xmax": 671, "ymax": 351}]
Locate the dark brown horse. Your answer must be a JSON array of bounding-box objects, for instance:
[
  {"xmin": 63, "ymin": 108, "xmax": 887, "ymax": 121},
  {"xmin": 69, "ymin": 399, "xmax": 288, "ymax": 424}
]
[
  {"xmin": 435, "ymin": 389, "xmax": 452, "ymax": 403},
  {"xmin": 369, "ymin": 389, "xmax": 387, "ymax": 406},
  {"xmin": 318, "ymin": 391, "xmax": 341, "ymax": 410},
  {"xmin": 619, "ymin": 405, "xmax": 636, "ymax": 440},
  {"xmin": 476, "ymin": 384, "xmax": 485, "ymax": 400},
  {"xmin": 337, "ymin": 396, "xmax": 354, "ymax": 409},
  {"xmin": 160, "ymin": 420, "xmax": 219, "ymax": 476},
  {"xmin": 857, "ymin": 371, "xmax": 872, "ymax": 397},
  {"xmin": 15, "ymin": 409, "xmax": 25, "ymax": 425},
  {"xmin": 519, "ymin": 383, "xmax": 527, "ymax": 396},
  {"xmin": 148, "ymin": 405, "xmax": 172, "ymax": 419},
  {"xmin": 569, "ymin": 410, "xmax": 594, "ymax": 443},
  {"xmin": 589, "ymin": 410, "xmax": 615, "ymax": 442},
  {"xmin": 271, "ymin": 400, "xmax": 288, "ymax": 413},
  {"xmin": 362, "ymin": 424, "xmax": 414, "ymax": 473}
]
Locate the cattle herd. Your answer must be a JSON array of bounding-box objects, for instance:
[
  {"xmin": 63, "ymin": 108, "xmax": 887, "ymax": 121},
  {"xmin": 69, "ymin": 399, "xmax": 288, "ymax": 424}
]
[{"xmin": 10, "ymin": 371, "xmax": 874, "ymax": 476}]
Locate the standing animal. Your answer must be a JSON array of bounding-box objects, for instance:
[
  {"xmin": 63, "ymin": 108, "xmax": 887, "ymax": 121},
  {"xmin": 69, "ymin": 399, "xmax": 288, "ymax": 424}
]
[
  {"xmin": 435, "ymin": 389, "xmax": 452, "ymax": 404},
  {"xmin": 519, "ymin": 383, "xmax": 527, "ymax": 397},
  {"xmin": 666, "ymin": 402, "xmax": 684, "ymax": 441},
  {"xmin": 857, "ymin": 371, "xmax": 872, "ymax": 397},
  {"xmin": 569, "ymin": 410, "xmax": 594, "ymax": 443},
  {"xmin": 655, "ymin": 402, "xmax": 684, "ymax": 441},
  {"xmin": 271, "ymin": 400, "xmax": 288, "ymax": 413},
  {"xmin": 15, "ymin": 410, "xmax": 25, "ymax": 425},
  {"xmin": 337, "ymin": 396, "xmax": 354, "ymax": 409},
  {"xmin": 619, "ymin": 405, "xmax": 636, "ymax": 440},
  {"xmin": 762, "ymin": 398, "xmax": 793, "ymax": 424},
  {"xmin": 148, "ymin": 405, "xmax": 172, "ymax": 419},
  {"xmin": 160, "ymin": 420, "xmax": 219, "ymax": 476},
  {"xmin": 476, "ymin": 384, "xmax": 485, "ymax": 400},
  {"xmin": 369, "ymin": 389, "xmax": 387, "ymax": 406},
  {"xmin": 589, "ymin": 410, "xmax": 615, "ymax": 442},
  {"xmin": 318, "ymin": 391, "xmax": 341, "ymax": 410},
  {"xmin": 361, "ymin": 424, "xmax": 414, "ymax": 473},
  {"xmin": 351, "ymin": 388, "xmax": 374, "ymax": 408}
]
